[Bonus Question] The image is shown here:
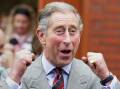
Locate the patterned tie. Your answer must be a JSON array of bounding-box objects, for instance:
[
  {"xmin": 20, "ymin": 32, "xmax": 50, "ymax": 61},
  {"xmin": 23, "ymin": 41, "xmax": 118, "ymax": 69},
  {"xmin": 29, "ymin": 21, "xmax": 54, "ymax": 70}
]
[{"xmin": 52, "ymin": 68, "xmax": 64, "ymax": 89}]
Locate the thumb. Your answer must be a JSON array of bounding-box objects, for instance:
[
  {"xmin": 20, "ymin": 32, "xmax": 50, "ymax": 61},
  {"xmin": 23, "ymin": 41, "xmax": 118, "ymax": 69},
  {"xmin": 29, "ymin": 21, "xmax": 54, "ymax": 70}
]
[
  {"xmin": 81, "ymin": 56, "xmax": 88, "ymax": 64},
  {"xmin": 26, "ymin": 53, "xmax": 35, "ymax": 66},
  {"xmin": 31, "ymin": 53, "xmax": 35, "ymax": 61}
]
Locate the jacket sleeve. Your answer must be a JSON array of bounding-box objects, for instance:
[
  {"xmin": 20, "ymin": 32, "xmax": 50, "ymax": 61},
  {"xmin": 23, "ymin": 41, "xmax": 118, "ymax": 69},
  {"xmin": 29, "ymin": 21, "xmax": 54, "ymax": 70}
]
[
  {"xmin": 88, "ymin": 73, "xmax": 120, "ymax": 89},
  {"xmin": 0, "ymin": 80, "xmax": 10, "ymax": 89}
]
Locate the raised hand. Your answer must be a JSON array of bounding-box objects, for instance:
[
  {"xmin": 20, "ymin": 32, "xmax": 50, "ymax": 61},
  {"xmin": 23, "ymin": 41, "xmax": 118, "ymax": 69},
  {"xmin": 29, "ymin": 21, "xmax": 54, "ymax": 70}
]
[
  {"xmin": 81, "ymin": 52, "xmax": 110, "ymax": 80},
  {"xmin": 9, "ymin": 50, "xmax": 35, "ymax": 84}
]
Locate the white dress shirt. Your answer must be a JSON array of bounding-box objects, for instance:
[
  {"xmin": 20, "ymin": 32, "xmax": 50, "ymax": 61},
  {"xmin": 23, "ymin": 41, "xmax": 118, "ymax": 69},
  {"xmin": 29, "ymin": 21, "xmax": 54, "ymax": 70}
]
[
  {"xmin": 42, "ymin": 53, "xmax": 72, "ymax": 89},
  {"xmin": 6, "ymin": 53, "xmax": 118, "ymax": 89}
]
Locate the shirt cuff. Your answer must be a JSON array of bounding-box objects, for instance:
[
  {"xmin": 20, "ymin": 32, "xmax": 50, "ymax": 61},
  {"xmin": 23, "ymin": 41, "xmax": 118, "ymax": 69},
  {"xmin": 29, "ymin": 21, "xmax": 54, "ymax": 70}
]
[
  {"xmin": 102, "ymin": 75, "xmax": 118, "ymax": 89},
  {"xmin": 6, "ymin": 77, "xmax": 20, "ymax": 89}
]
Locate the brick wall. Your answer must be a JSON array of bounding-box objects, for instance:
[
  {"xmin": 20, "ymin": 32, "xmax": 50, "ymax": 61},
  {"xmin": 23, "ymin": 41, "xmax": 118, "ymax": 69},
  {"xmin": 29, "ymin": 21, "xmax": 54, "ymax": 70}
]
[{"xmin": 84, "ymin": 0, "xmax": 120, "ymax": 79}]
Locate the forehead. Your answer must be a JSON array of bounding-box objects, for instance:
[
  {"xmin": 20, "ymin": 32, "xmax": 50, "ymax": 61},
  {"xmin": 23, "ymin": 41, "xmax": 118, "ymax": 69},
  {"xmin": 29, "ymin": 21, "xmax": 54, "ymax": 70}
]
[
  {"xmin": 14, "ymin": 14, "xmax": 29, "ymax": 20},
  {"xmin": 49, "ymin": 11, "xmax": 79, "ymax": 26}
]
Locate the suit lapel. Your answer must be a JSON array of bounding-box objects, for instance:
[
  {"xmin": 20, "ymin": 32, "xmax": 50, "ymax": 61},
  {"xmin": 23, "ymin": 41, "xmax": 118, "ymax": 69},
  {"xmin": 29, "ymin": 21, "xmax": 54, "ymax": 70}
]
[
  {"xmin": 67, "ymin": 59, "xmax": 88, "ymax": 89},
  {"xmin": 28, "ymin": 55, "xmax": 50, "ymax": 89},
  {"xmin": 27, "ymin": 56, "xmax": 89, "ymax": 89}
]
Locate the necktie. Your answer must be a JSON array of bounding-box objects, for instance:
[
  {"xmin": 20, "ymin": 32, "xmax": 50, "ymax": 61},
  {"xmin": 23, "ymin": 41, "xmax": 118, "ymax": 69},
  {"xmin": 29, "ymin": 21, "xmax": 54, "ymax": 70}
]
[{"xmin": 52, "ymin": 68, "xmax": 64, "ymax": 89}]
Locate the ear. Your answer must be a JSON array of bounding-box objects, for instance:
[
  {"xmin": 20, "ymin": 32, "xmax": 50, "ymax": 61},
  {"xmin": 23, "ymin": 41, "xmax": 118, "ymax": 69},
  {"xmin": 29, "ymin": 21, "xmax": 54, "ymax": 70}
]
[{"xmin": 36, "ymin": 27, "xmax": 46, "ymax": 46}]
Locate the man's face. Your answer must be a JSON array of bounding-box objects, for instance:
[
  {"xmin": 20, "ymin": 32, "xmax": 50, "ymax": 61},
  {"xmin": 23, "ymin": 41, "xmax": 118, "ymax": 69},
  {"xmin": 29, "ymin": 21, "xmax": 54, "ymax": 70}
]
[
  {"xmin": 42, "ymin": 11, "xmax": 81, "ymax": 67},
  {"xmin": 13, "ymin": 14, "xmax": 30, "ymax": 35}
]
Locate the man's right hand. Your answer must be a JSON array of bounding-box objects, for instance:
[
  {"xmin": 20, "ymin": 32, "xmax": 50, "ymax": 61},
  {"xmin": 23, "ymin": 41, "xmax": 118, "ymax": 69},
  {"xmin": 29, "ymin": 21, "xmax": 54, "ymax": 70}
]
[{"xmin": 9, "ymin": 50, "xmax": 35, "ymax": 84}]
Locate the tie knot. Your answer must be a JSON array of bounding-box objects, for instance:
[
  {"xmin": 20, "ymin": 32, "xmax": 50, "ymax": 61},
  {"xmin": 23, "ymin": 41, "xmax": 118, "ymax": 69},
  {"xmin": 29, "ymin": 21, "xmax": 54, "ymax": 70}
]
[{"xmin": 55, "ymin": 68, "xmax": 62, "ymax": 74}]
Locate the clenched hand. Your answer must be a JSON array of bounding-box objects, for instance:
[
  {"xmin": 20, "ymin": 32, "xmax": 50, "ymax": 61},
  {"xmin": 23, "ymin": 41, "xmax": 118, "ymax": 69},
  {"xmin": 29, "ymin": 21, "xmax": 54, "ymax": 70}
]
[{"xmin": 9, "ymin": 50, "xmax": 35, "ymax": 84}]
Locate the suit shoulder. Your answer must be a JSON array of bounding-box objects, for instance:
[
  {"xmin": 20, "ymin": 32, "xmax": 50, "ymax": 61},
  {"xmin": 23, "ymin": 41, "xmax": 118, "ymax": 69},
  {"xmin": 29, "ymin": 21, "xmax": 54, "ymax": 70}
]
[
  {"xmin": 72, "ymin": 58, "xmax": 96, "ymax": 77},
  {"xmin": 23, "ymin": 56, "xmax": 42, "ymax": 79},
  {"xmin": 72, "ymin": 58, "xmax": 101, "ymax": 87}
]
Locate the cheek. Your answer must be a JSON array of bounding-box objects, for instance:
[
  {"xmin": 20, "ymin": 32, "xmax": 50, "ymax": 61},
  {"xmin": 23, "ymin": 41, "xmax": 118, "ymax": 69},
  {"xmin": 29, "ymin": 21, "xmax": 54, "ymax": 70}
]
[
  {"xmin": 72, "ymin": 35, "xmax": 80, "ymax": 48},
  {"xmin": 46, "ymin": 35, "xmax": 63, "ymax": 48},
  {"xmin": 13, "ymin": 21, "xmax": 22, "ymax": 29},
  {"xmin": 22, "ymin": 23, "xmax": 29, "ymax": 29},
  {"xmin": 23, "ymin": 20, "xmax": 30, "ymax": 27}
]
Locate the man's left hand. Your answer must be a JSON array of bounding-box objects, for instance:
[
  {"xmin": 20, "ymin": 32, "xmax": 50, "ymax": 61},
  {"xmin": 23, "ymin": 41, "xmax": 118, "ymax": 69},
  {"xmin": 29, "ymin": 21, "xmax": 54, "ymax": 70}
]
[{"xmin": 82, "ymin": 52, "xmax": 110, "ymax": 80}]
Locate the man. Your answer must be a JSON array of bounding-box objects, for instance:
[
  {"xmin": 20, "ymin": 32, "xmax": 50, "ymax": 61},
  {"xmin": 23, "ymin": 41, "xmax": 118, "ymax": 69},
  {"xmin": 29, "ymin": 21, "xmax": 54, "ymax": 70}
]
[{"xmin": 1, "ymin": 2, "xmax": 120, "ymax": 89}]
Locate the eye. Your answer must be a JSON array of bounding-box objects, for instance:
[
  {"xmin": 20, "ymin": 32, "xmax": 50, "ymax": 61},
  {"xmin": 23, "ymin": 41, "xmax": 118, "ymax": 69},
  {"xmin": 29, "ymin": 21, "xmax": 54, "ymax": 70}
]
[
  {"xmin": 55, "ymin": 27, "xmax": 65, "ymax": 35},
  {"xmin": 69, "ymin": 28, "xmax": 77, "ymax": 35}
]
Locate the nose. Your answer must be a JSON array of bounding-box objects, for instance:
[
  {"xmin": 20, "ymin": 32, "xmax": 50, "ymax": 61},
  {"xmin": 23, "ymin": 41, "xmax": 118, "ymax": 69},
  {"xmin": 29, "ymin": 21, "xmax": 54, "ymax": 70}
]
[{"xmin": 63, "ymin": 30, "xmax": 71, "ymax": 46}]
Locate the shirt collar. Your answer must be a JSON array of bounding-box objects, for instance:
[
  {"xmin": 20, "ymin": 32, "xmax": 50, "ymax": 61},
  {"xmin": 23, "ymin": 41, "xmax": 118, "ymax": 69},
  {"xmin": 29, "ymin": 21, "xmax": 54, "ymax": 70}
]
[{"xmin": 42, "ymin": 53, "xmax": 72, "ymax": 75}]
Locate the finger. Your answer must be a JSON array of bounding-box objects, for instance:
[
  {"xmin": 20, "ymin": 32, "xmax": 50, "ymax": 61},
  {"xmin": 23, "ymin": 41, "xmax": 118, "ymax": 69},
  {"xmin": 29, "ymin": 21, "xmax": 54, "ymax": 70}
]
[
  {"xmin": 81, "ymin": 56, "xmax": 88, "ymax": 64},
  {"xmin": 87, "ymin": 53, "xmax": 103, "ymax": 69},
  {"xmin": 26, "ymin": 62, "xmax": 31, "ymax": 66},
  {"xmin": 19, "ymin": 52, "xmax": 33, "ymax": 66},
  {"xmin": 26, "ymin": 53, "xmax": 35, "ymax": 66},
  {"xmin": 16, "ymin": 50, "xmax": 33, "ymax": 59},
  {"xmin": 15, "ymin": 50, "xmax": 35, "ymax": 67},
  {"xmin": 87, "ymin": 53, "xmax": 102, "ymax": 63},
  {"xmin": 25, "ymin": 53, "xmax": 36, "ymax": 66},
  {"xmin": 87, "ymin": 52, "xmax": 98, "ymax": 57},
  {"xmin": 87, "ymin": 52, "xmax": 95, "ymax": 57},
  {"xmin": 31, "ymin": 53, "xmax": 35, "ymax": 61},
  {"xmin": 88, "ymin": 56, "xmax": 97, "ymax": 64},
  {"xmin": 88, "ymin": 61, "xmax": 96, "ymax": 70}
]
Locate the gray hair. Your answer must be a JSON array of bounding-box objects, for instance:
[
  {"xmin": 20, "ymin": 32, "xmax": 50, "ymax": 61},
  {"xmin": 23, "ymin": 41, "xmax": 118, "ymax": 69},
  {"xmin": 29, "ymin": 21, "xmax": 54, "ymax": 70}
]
[{"xmin": 38, "ymin": 2, "xmax": 83, "ymax": 32}]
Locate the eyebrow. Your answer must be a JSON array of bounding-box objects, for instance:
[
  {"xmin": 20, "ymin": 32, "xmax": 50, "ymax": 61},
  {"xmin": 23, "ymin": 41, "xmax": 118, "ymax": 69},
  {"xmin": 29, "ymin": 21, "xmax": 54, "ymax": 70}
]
[{"xmin": 70, "ymin": 25, "xmax": 78, "ymax": 29}]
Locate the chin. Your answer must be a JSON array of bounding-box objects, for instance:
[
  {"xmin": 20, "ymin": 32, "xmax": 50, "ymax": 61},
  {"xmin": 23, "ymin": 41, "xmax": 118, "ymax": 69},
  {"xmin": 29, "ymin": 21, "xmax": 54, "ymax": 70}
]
[{"xmin": 57, "ymin": 58, "xmax": 72, "ymax": 67}]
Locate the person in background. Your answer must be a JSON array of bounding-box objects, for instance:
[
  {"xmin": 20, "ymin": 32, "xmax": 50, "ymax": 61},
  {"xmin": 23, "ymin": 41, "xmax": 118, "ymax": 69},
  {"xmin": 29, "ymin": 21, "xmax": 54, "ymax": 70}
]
[
  {"xmin": 6, "ymin": 4, "xmax": 36, "ymax": 52},
  {"xmin": 0, "ymin": 28, "xmax": 14, "ymax": 75}
]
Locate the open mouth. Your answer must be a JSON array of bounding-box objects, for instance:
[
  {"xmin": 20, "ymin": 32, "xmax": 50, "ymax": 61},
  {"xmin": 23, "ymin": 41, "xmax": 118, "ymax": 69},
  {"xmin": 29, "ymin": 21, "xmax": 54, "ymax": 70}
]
[{"xmin": 60, "ymin": 49, "xmax": 72, "ymax": 54}]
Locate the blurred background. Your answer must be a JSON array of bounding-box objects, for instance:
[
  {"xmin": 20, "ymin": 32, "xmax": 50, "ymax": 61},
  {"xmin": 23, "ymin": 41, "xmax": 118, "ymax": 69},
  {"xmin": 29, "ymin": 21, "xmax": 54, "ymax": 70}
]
[{"xmin": 0, "ymin": 0, "xmax": 119, "ymax": 79}]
